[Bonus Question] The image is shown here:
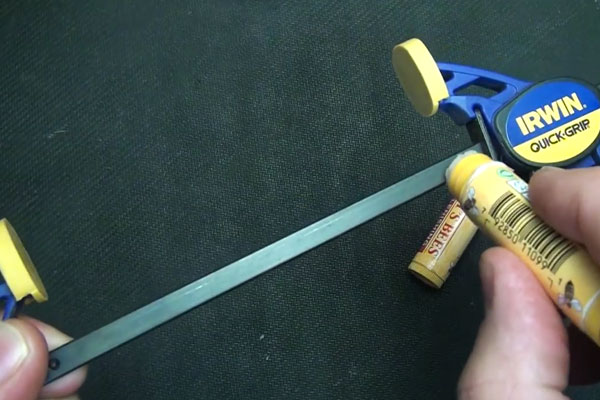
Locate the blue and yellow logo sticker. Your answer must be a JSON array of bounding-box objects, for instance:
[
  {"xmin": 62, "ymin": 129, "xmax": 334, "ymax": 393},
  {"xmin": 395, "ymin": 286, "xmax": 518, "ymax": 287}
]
[{"xmin": 499, "ymin": 80, "xmax": 600, "ymax": 165}]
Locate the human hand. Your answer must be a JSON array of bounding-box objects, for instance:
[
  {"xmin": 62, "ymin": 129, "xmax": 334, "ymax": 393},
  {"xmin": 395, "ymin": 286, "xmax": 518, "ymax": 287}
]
[
  {"xmin": 458, "ymin": 166, "xmax": 600, "ymax": 399},
  {"xmin": 0, "ymin": 316, "xmax": 87, "ymax": 400}
]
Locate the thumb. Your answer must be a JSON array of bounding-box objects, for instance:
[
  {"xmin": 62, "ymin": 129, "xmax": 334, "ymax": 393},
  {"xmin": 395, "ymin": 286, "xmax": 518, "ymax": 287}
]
[
  {"xmin": 0, "ymin": 319, "xmax": 47, "ymax": 400},
  {"xmin": 458, "ymin": 248, "xmax": 570, "ymax": 400}
]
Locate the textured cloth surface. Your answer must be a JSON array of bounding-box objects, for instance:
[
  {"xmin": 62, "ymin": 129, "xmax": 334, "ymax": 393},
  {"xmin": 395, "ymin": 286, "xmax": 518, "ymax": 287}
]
[{"xmin": 2, "ymin": 1, "xmax": 600, "ymax": 399}]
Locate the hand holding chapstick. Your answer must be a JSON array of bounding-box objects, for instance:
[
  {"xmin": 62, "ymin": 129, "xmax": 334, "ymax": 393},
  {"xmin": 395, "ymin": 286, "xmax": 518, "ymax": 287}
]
[{"xmin": 458, "ymin": 166, "xmax": 600, "ymax": 400}]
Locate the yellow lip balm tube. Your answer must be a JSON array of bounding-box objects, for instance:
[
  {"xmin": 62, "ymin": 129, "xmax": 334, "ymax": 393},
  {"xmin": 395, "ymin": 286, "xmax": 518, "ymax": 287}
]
[
  {"xmin": 446, "ymin": 152, "xmax": 600, "ymax": 346},
  {"xmin": 408, "ymin": 199, "xmax": 477, "ymax": 288}
]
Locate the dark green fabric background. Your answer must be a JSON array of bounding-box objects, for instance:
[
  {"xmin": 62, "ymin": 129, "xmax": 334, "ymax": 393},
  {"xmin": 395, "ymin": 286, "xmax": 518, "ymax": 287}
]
[{"xmin": 2, "ymin": 1, "xmax": 600, "ymax": 399}]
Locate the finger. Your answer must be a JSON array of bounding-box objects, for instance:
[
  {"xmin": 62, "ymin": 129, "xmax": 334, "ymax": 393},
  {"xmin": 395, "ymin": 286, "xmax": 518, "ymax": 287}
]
[
  {"xmin": 18, "ymin": 318, "xmax": 87, "ymax": 399},
  {"xmin": 0, "ymin": 319, "xmax": 47, "ymax": 400},
  {"xmin": 458, "ymin": 248, "xmax": 569, "ymax": 400},
  {"xmin": 529, "ymin": 166, "xmax": 600, "ymax": 263}
]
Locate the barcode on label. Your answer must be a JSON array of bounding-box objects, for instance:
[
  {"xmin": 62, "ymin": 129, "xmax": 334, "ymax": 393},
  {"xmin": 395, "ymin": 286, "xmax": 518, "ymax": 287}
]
[{"xmin": 489, "ymin": 192, "xmax": 576, "ymax": 274}]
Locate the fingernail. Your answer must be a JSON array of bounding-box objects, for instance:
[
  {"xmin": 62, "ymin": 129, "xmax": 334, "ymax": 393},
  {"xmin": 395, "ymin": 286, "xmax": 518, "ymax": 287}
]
[
  {"xmin": 480, "ymin": 257, "xmax": 496, "ymax": 312},
  {"xmin": 0, "ymin": 322, "xmax": 28, "ymax": 384}
]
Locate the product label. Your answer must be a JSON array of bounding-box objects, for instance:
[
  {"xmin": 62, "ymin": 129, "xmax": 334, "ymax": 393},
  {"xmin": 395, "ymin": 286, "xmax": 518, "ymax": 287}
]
[
  {"xmin": 503, "ymin": 80, "xmax": 600, "ymax": 164},
  {"xmin": 408, "ymin": 200, "xmax": 477, "ymax": 288},
  {"xmin": 459, "ymin": 162, "xmax": 600, "ymax": 343},
  {"xmin": 417, "ymin": 200, "xmax": 464, "ymax": 259}
]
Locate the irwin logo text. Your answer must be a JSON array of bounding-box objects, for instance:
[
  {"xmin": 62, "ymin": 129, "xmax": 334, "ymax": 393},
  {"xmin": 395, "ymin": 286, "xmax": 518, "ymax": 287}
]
[{"xmin": 515, "ymin": 93, "xmax": 586, "ymax": 135}]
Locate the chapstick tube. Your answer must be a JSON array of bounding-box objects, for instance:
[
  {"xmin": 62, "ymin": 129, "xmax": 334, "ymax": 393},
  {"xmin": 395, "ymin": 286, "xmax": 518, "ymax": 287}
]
[
  {"xmin": 446, "ymin": 151, "xmax": 600, "ymax": 346},
  {"xmin": 408, "ymin": 200, "xmax": 477, "ymax": 288}
]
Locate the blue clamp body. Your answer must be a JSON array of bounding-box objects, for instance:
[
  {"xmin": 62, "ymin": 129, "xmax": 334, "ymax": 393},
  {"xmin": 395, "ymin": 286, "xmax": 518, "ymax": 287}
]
[
  {"xmin": 0, "ymin": 283, "xmax": 19, "ymax": 320},
  {"xmin": 438, "ymin": 62, "xmax": 531, "ymax": 126}
]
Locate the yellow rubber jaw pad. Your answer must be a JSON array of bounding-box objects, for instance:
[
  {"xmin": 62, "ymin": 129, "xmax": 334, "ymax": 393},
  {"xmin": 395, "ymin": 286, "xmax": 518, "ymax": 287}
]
[
  {"xmin": 0, "ymin": 219, "xmax": 47, "ymax": 303},
  {"xmin": 392, "ymin": 38, "xmax": 449, "ymax": 117}
]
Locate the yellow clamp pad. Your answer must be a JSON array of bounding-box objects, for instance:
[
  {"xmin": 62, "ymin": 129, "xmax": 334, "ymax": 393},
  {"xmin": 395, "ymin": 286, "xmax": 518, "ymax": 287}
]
[
  {"xmin": 0, "ymin": 219, "xmax": 47, "ymax": 303},
  {"xmin": 392, "ymin": 38, "xmax": 449, "ymax": 117}
]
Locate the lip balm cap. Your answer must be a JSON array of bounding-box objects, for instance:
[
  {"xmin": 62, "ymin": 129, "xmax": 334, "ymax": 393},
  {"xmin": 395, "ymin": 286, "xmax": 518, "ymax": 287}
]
[{"xmin": 446, "ymin": 152, "xmax": 492, "ymax": 198}]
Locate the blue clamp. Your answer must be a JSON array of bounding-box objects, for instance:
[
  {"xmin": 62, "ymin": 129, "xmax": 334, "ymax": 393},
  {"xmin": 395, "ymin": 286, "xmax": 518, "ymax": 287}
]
[{"xmin": 0, "ymin": 283, "xmax": 19, "ymax": 320}]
